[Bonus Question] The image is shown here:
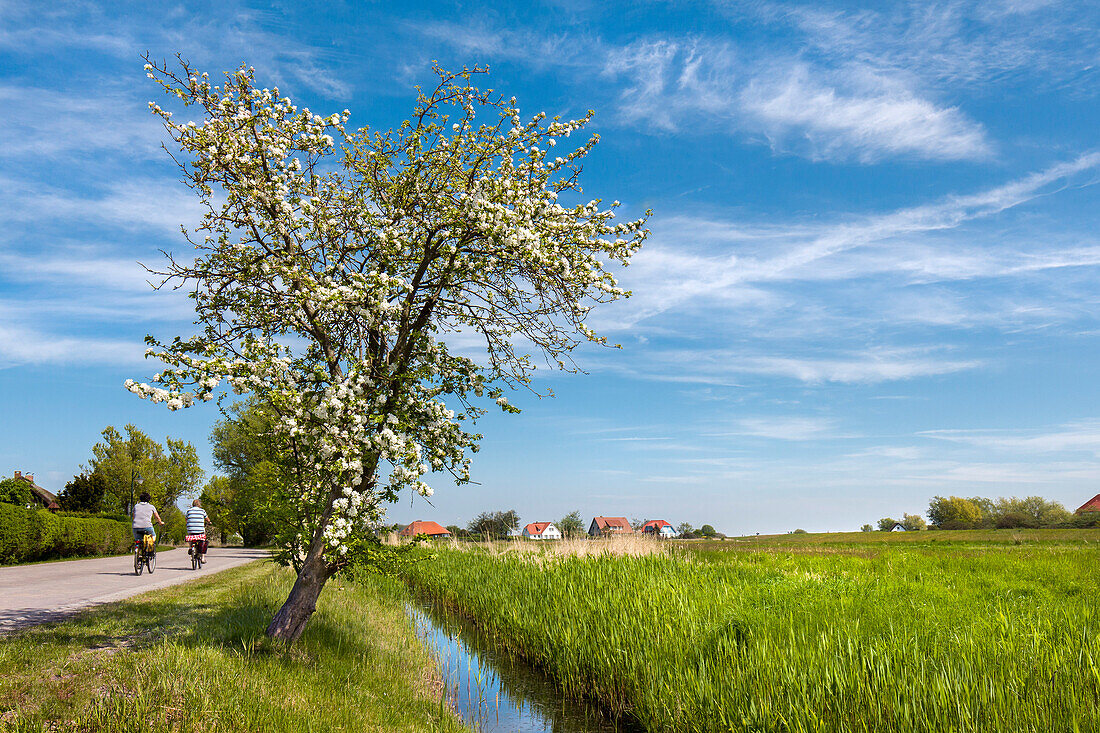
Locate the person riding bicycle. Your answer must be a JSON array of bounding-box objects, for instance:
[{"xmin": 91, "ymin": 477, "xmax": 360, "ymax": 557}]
[
  {"xmin": 132, "ymin": 491, "xmax": 164, "ymax": 548},
  {"xmin": 185, "ymin": 498, "xmax": 211, "ymax": 561}
]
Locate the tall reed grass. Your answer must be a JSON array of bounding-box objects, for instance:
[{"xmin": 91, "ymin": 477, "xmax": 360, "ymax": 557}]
[{"xmin": 406, "ymin": 543, "xmax": 1100, "ymax": 732}]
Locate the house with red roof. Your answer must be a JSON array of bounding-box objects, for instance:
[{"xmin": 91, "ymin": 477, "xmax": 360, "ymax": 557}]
[
  {"xmin": 588, "ymin": 516, "xmax": 632, "ymax": 537},
  {"xmin": 640, "ymin": 519, "xmax": 677, "ymax": 538},
  {"xmin": 399, "ymin": 520, "xmax": 451, "ymax": 538},
  {"xmin": 522, "ymin": 522, "xmax": 562, "ymax": 540},
  {"xmin": 1076, "ymin": 494, "xmax": 1100, "ymax": 515}
]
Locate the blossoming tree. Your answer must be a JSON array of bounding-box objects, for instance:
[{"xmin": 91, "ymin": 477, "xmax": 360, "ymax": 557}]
[{"xmin": 129, "ymin": 55, "xmax": 648, "ymax": 643}]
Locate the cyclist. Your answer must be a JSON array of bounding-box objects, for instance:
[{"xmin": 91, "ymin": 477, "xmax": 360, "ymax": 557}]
[
  {"xmin": 185, "ymin": 498, "xmax": 211, "ymax": 561},
  {"xmin": 132, "ymin": 491, "xmax": 164, "ymax": 547}
]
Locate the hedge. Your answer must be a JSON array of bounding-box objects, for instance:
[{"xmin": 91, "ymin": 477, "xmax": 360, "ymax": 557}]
[{"xmin": 0, "ymin": 503, "xmax": 133, "ymax": 564}]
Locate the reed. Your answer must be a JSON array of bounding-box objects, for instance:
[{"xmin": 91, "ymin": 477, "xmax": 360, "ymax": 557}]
[{"xmin": 406, "ymin": 541, "xmax": 1100, "ymax": 732}]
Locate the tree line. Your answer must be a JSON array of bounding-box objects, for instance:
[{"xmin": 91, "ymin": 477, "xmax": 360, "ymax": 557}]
[{"xmin": 862, "ymin": 494, "xmax": 1098, "ymax": 532}]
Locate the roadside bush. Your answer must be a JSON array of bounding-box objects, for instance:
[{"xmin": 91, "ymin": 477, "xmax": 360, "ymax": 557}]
[{"xmin": 0, "ymin": 503, "xmax": 132, "ymax": 564}]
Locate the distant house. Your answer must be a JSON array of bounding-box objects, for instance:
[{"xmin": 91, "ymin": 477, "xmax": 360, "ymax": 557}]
[
  {"xmin": 1076, "ymin": 494, "xmax": 1100, "ymax": 515},
  {"xmin": 640, "ymin": 520, "xmax": 677, "ymax": 538},
  {"xmin": 12, "ymin": 471, "xmax": 59, "ymax": 511},
  {"xmin": 522, "ymin": 522, "xmax": 562, "ymax": 540},
  {"xmin": 399, "ymin": 520, "xmax": 451, "ymax": 538},
  {"xmin": 588, "ymin": 516, "xmax": 632, "ymax": 537},
  {"xmin": 890, "ymin": 523, "xmax": 907, "ymax": 532}
]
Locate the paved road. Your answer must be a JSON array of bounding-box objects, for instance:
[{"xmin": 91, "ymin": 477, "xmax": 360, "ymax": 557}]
[{"xmin": 0, "ymin": 547, "xmax": 270, "ymax": 631}]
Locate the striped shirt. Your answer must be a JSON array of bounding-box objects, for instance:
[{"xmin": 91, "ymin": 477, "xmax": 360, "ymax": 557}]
[{"xmin": 185, "ymin": 506, "xmax": 208, "ymax": 535}]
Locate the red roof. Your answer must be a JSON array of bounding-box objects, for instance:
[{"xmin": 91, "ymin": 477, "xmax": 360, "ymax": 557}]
[
  {"xmin": 592, "ymin": 516, "xmax": 632, "ymax": 533},
  {"xmin": 399, "ymin": 520, "xmax": 451, "ymax": 537},
  {"xmin": 1077, "ymin": 494, "xmax": 1100, "ymax": 514},
  {"xmin": 641, "ymin": 520, "xmax": 672, "ymax": 532},
  {"xmin": 524, "ymin": 522, "xmax": 554, "ymax": 535}
]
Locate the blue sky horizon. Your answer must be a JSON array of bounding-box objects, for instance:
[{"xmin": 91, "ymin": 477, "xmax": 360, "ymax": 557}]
[{"xmin": 2, "ymin": 0, "xmax": 1100, "ymax": 534}]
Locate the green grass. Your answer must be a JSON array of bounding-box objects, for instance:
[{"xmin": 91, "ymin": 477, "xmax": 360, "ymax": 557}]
[
  {"xmin": 0, "ymin": 561, "xmax": 466, "ymax": 732},
  {"xmin": 405, "ymin": 540, "xmax": 1100, "ymax": 732},
  {"xmin": 698, "ymin": 527, "xmax": 1100, "ymax": 548}
]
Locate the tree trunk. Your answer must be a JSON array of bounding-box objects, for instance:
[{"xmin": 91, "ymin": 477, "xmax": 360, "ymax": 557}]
[{"xmin": 265, "ymin": 552, "xmax": 331, "ymax": 643}]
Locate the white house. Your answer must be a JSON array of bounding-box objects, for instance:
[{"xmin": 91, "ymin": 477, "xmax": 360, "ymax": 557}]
[
  {"xmin": 641, "ymin": 519, "xmax": 678, "ymax": 538},
  {"xmin": 890, "ymin": 522, "xmax": 907, "ymax": 532},
  {"xmin": 522, "ymin": 522, "xmax": 562, "ymax": 540}
]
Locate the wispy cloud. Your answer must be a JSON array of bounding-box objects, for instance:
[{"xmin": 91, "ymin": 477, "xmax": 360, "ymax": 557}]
[
  {"xmin": 723, "ymin": 415, "xmax": 844, "ymax": 441},
  {"xmin": 0, "ymin": 322, "xmax": 147, "ymax": 368},
  {"xmin": 921, "ymin": 420, "xmax": 1100, "ymax": 456},
  {"xmin": 599, "ymin": 152, "xmax": 1100, "ymax": 331},
  {"xmin": 602, "ymin": 36, "xmax": 990, "ymax": 162}
]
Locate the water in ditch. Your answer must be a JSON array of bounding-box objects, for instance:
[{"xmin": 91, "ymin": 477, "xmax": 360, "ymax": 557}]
[{"xmin": 408, "ymin": 600, "xmax": 643, "ymax": 733}]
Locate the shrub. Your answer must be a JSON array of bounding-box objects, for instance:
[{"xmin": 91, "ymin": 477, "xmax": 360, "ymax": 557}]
[{"xmin": 0, "ymin": 503, "xmax": 132, "ymax": 564}]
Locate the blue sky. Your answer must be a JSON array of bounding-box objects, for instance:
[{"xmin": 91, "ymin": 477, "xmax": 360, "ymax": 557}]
[{"xmin": 2, "ymin": 0, "xmax": 1100, "ymax": 534}]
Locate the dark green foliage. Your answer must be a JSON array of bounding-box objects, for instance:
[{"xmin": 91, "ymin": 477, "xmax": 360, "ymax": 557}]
[
  {"xmin": 0, "ymin": 477, "xmax": 33, "ymax": 506},
  {"xmin": 205, "ymin": 400, "xmax": 287, "ymax": 548},
  {"xmin": 557, "ymin": 510, "xmax": 585, "ymax": 538},
  {"xmin": 57, "ymin": 473, "xmax": 108, "ymax": 513},
  {"xmin": 860, "ymin": 524, "xmax": 874, "ymax": 532},
  {"xmin": 792, "ymin": 528, "xmax": 808, "ymax": 534},
  {"xmin": 467, "ymin": 509, "xmax": 520, "ymax": 539},
  {"xmin": 699, "ymin": 524, "xmax": 717, "ymax": 538},
  {"xmin": 0, "ymin": 503, "xmax": 132, "ymax": 564},
  {"xmin": 877, "ymin": 517, "xmax": 898, "ymax": 531}
]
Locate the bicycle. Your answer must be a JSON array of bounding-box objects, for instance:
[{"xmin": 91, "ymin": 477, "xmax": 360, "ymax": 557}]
[
  {"xmin": 187, "ymin": 534, "xmax": 207, "ymax": 570},
  {"xmin": 133, "ymin": 535, "xmax": 156, "ymax": 575}
]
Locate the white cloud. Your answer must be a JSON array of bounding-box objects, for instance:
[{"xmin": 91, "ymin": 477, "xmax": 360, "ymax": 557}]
[
  {"xmin": 740, "ymin": 63, "xmax": 991, "ymax": 162},
  {"xmin": 602, "ymin": 37, "xmax": 990, "ymax": 162},
  {"xmin": 0, "ymin": 322, "xmax": 147, "ymax": 367},
  {"xmin": 922, "ymin": 420, "xmax": 1100, "ymax": 456},
  {"xmin": 598, "ymin": 152, "xmax": 1100, "ymax": 331},
  {"xmin": 728, "ymin": 416, "xmax": 842, "ymax": 440}
]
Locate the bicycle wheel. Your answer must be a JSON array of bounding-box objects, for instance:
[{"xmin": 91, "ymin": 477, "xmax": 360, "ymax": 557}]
[
  {"xmin": 147, "ymin": 552, "xmax": 156, "ymax": 574},
  {"xmin": 191, "ymin": 546, "xmax": 198, "ymax": 570},
  {"xmin": 134, "ymin": 550, "xmax": 143, "ymax": 576},
  {"xmin": 197, "ymin": 551, "xmax": 203, "ymax": 568}
]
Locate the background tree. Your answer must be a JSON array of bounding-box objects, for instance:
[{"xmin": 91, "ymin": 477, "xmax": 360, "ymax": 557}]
[
  {"xmin": 901, "ymin": 513, "xmax": 927, "ymax": 531},
  {"xmin": 699, "ymin": 524, "xmax": 717, "ymax": 538},
  {"xmin": 467, "ymin": 510, "xmax": 521, "ymax": 539},
  {"xmin": 992, "ymin": 496, "xmax": 1071, "ymax": 528},
  {"xmin": 927, "ymin": 496, "xmax": 983, "ymax": 529},
  {"xmin": 557, "ymin": 510, "xmax": 584, "ymax": 538},
  {"xmin": 0, "ymin": 477, "xmax": 32, "ymax": 506},
  {"xmin": 877, "ymin": 517, "xmax": 898, "ymax": 531},
  {"xmin": 204, "ymin": 400, "xmax": 288, "ymax": 546},
  {"xmin": 130, "ymin": 58, "xmax": 647, "ymax": 643},
  {"xmin": 85, "ymin": 425, "xmax": 203, "ymax": 515},
  {"xmin": 676, "ymin": 522, "xmax": 697, "ymax": 539},
  {"xmin": 199, "ymin": 475, "xmax": 237, "ymax": 544},
  {"xmin": 860, "ymin": 524, "xmax": 873, "ymax": 532},
  {"xmin": 57, "ymin": 473, "xmax": 109, "ymax": 513}
]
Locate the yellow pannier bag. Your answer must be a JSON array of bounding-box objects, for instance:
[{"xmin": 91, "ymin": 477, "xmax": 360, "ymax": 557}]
[{"xmin": 144, "ymin": 534, "xmax": 156, "ymax": 551}]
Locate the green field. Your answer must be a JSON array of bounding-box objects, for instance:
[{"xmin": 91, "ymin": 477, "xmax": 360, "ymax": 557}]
[
  {"xmin": 405, "ymin": 533, "xmax": 1100, "ymax": 732},
  {"xmin": 0, "ymin": 562, "xmax": 464, "ymax": 732}
]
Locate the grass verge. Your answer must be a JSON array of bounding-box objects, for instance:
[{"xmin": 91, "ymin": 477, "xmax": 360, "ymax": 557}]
[{"xmin": 0, "ymin": 561, "xmax": 465, "ymax": 732}]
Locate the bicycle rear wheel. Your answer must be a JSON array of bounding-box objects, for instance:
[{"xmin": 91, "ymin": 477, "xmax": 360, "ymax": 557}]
[
  {"xmin": 134, "ymin": 550, "xmax": 143, "ymax": 576},
  {"xmin": 191, "ymin": 546, "xmax": 198, "ymax": 570},
  {"xmin": 147, "ymin": 552, "xmax": 156, "ymax": 574}
]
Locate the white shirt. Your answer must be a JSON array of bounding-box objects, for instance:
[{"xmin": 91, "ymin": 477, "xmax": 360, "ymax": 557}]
[{"xmin": 133, "ymin": 502, "xmax": 156, "ymax": 528}]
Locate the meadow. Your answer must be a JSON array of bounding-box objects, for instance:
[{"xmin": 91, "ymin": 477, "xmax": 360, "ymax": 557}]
[{"xmin": 404, "ymin": 533, "xmax": 1100, "ymax": 732}]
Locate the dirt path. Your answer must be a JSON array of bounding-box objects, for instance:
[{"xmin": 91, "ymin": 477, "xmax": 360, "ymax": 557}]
[{"xmin": 0, "ymin": 547, "xmax": 270, "ymax": 631}]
